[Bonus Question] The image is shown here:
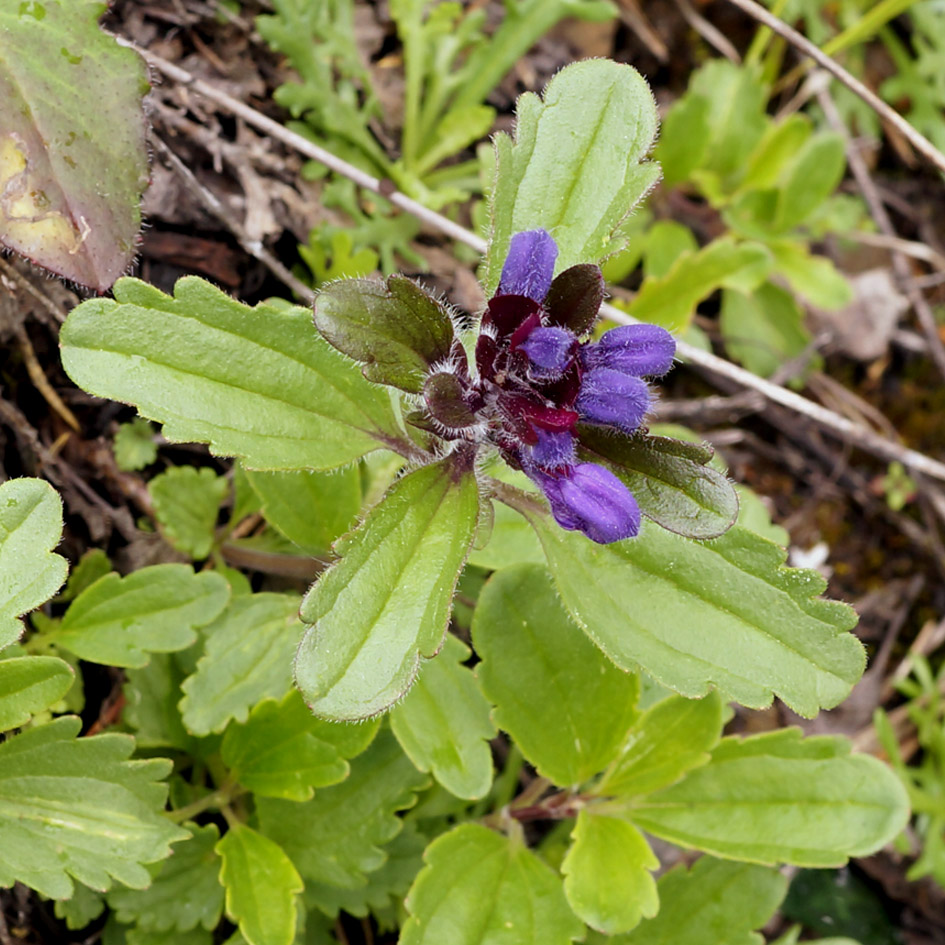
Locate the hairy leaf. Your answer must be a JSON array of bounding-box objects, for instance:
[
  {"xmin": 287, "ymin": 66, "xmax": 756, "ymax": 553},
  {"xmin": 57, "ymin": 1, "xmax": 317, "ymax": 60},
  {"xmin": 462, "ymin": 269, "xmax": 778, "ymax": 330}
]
[
  {"xmin": 0, "ymin": 478, "xmax": 68, "ymax": 649},
  {"xmin": 0, "ymin": 0, "xmax": 149, "ymax": 289},
  {"xmin": 0, "ymin": 717, "xmax": 186, "ymax": 898},
  {"xmin": 60, "ymin": 277, "xmax": 404, "ymax": 470},
  {"xmin": 401, "ymin": 823, "xmax": 583, "ymax": 945},
  {"xmin": 179, "ymin": 593, "xmax": 303, "ymax": 735},
  {"xmin": 217, "ymin": 824, "xmax": 303, "ymax": 945},
  {"xmin": 108, "ymin": 823, "xmax": 224, "ymax": 932},
  {"xmin": 577, "ymin": 430, "xmax": 738, "ymax": 540},
  {"xmin": 257, "ymin": 729, "xmax": 428, "ymax": 889},
  {"xmin": 562, "ymin": 809, "xmax": 658, "ymax": 934},
  {"xmin": 473, "ymin": 564, "xmax": 638, "ymax": 785},
  {"xmin": 390, "ymin": 634, "xmax": 495, "ymax": 800},
  {"xmin": 295, "ymin": 454, "xmax": 479, "ymax": 720},
  {"xmin": 57, "ymin": 565, "xmax": 229, "ymax": 668},
  {"xmin": 0, "ymin": 655, "xmax": 73, "ymax": 731},
  {"xmin": 522, "ymin": 510, "xmax": 864, "ymax": 717},
  {"xmin": 487, "ymin": 59, "xmax": 659, "ymax": 292},
  {"xmin": 632, "ymin": 729, "xmax": 910, "ymax": 866},
  {"xmin": 150, "ymin": 467, "xmax": 228, "ymax": 560},
  {"xmin": 596, "ymin": 692, "xmax": 723, "ymax": 797}
]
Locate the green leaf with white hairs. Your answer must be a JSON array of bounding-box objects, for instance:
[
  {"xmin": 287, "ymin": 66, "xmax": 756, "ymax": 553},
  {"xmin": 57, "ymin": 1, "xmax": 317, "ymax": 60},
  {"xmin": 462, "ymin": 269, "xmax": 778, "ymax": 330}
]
[
  {"xmin": 56, "ymin": 564, "xmax": 230, "ymax": 668},
  {"xmin": 596, "ymin": 692, "xmax": 723, "ymax": 797},
  {"xmin": 632, "ymin": 729, "xmax": 910, "ymax": 866},
  {"xmin": 0, "ymin": 656, "xmax": 74, "ymax": 731},
  {"xmin": 390, "ymin": 634, "xmax": 495, "ymax": 800},
  {"xmin": 401, "ymin": 823, "xmax": 584, "ymax": 945},
  {"xmin": 563, "ymin": 809, "xmax": 659, "ymax": 934},
  {"xmin": 512, "ymin": 502, "xmax": 864, "ymax": 718},
  {"xmin": 179, "ymin": 592, "xmax": 303, "ymax": 735},
  {"xmin": 150, "ymin": 467, "xmax": 228, "ymax": 560},
  {"xmin": 295, "ymin": 454, "xmax": 480, "ymax": 721},
  {"xmin": 60, "ymin": 277, "xmax": 405, "ymax": 471},
  {"xmin": 0, "ymin": 716, "xmax": 186, "ymax": 899},
  {"xmin": 217, "ymin": 824, "xmax": 303, "ymax": 945},
  {"xmin": 0, "ymin": 478, "xmax": 68, "ymax": 650},
  {"xmin": 473, "ymin": 564, "xmax": 638, "ymax": 786},
  {"xmin": 486, "ymin": 59, "xmax": 659, "ymax": 292}
]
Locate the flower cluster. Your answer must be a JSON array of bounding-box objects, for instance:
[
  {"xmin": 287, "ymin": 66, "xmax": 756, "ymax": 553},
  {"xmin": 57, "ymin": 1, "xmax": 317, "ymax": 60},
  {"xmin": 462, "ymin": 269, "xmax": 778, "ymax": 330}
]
[{"xmin": 423, "ymin": 229, "xmax": 676, "ymax": 544}]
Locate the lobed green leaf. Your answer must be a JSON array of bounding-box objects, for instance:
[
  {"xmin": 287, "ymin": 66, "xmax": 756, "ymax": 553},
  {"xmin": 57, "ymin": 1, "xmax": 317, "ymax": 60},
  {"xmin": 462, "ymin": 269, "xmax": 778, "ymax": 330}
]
[
  {"xmin": 150, "ymin": 467, "xmax": 228, "ymax": 560},
  {"xmin": 0, "ymin": 655, "xmax": 74, "ymax": 731}
]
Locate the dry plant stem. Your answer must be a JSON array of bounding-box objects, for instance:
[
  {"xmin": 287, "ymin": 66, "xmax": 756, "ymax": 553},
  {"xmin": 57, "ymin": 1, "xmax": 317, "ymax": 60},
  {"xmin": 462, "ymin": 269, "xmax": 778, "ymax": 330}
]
[
  {"xmin": 672, "ymin": 0, "xmax": 741, "ymax": 63},
  {"xmin": 817, "ymin": 88, "xmax": 945, "ymax": 383},
  {"xmin": 723, "ymin": 0, "xmax": 945, "ymax": 176},
  {"xmin": 0, "ymin": 257, "xmax": 66, "ymax": 327},
  {"xmin": 134, "ymin": 44, "xmax": 945, "ymax": 483},
  {"xmin": 15, "ymin": 326, "xmax": 80, "ymax": 432}
]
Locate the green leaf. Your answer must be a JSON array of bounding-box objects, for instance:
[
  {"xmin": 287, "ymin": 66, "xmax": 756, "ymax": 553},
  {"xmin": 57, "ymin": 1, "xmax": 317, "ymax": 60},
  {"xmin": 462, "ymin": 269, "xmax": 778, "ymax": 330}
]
[
  {"xmin": 655, "ymin": 94, "xmax": 710, "ymax": 188},
  {"xmin": 720, "ymin": 282, "xmax": 812, "ymax": 379},
  {"xmin": 0, "ymin": 478, "xmax": 68, "ymax": 649},
  {"xmin": 124, "ymin": 654, "xmax": 195, "ymax": 751},
  {"xmin": 626, "ymin": 239, "xmax": 772, "ymax": 332},
  {"xmin": 739, "ymin": 114, "xmax": 812, "ymax": 193},
  {"xmin": 0, "ymin": 655, "xmax": 74, "ymax": 731},
  {"xmin": 401, "ymin": 823, "xmax": 583, "ymax": 945},
  {"xmin": 610, "ymin": 856, "xmax": 788, "ymax": 945},
  {"xmin": 56, "ymin": 565, "xmax": 230, "ymax": 668},
  {"xmin": 596, "ymin": 692, "xmax": 723, "ymax": 797},
  {"xmin": 562, "ymin": 809, "xmax": 658, "ymax": 934},
  {"xmin": 486, "ymin": 59, "xmax": 659, "ymax": 292},
  {"xmin": 473, "ymin": 564, "xmax": 638, "ymax": 785},
  {"xmin": 642, "ymin": 221, "xmax": 699, "ymax": 279},
  {"xmin": 257, "ymin": 729, "xmax": 428, "ymax": 889},
  {"xmin": 114, "ymin": 418, "xmax": 158, "ymax": 471},
  {"xmin": 295, "ymin": 454, "xmax": 479, "ymax": 721},
  {"xmin": 576, "ymin": 430, "xmax": 739, "ymax": 540},
  {"xmin": 517, "ymin": 507, "xmax": 865, "ymax": 717},
  {"xmin": 0, "ymin": 0, "xmax": 148, "ymax": 289},
  {"xmin": 221, "ymin": 691, "xmax": 353, "ymax": 800},
  {"xmin": 775, "ymin": 133, "xmax": 846, "ymax": 231},
  {"xmin": 0, "ymin": 716, "xmax": 186, "ymax": 898},
  {"xmin": 57, "ymin": 548, "xmax": 111, "ymax": 602},
  {"xmin": 150, "ymin": 467, "xmax": 228, "ymax": 560},
  {"xmin": 125, "ymin": 926, "xmax": 213, "ymax": 945},
  {"xmin": 243, "ymin": 466, "xmax": 361, "ymax": 555},
  {"xmin": 390, "ymin": 634, "xmax": 495, "ymax": 800},
  {"xmin": 179, "ymin": 592, "xmax": 303, "ymax": 735},
  {"xmin": 60, "ymin": 277, "xmax": 404, "ymax": 471},
  {"xmin": 108, "ymin": 823, "xmax": 224, "ymax": 932},
  {"xmin": 769, "ymin": 239, "xmax": 853, "ymax": 310},
  {"xmin": 217, "ymin": 824, "xmax": 303, "ymax": 945},
  {"xmin": 632, "ymin": 729, "xmax": 911, "ymax": 866},
  {"xmin": 466, "ymin": 497, "xmax": 545, "ymax": 570},
  {"xmin": 314, "ymin": 275, "xmax": 456, "ymax": 393},
  {"xmin": 54, "ymin": 882, "xmax": 106, "ymax": 929}
]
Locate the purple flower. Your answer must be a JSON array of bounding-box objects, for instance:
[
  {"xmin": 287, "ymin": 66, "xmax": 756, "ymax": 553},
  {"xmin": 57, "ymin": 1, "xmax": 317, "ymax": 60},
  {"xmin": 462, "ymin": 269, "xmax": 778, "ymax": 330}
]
[
  {"xmin": 580, "ymin": 323, "xmax": 676, "ymax": 376},
  {"xmin": 527, "ymin": 462, "xmax": 642, "ymax": 543},
  {"xmin": 576, "ymin": 368, "xmax": 651, "ymax": 434},
  {"xmin": 498, "ymin": 229, "xmax": 558, "ymax": 302},
  {"xmin": 518, "ymin": 326, "xmax": 578, "ymax": 379},
  {"xmin": 530, "ymin": 429, "xmax": 577, "ymax": 470}
]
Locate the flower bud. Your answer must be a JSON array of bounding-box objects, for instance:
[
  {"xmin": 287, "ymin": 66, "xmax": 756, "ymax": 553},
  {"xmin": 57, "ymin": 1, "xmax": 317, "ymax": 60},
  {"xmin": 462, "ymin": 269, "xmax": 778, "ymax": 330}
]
[
  {"xmin": 530, "ymin": 429, "xmax": 576, "ymax": 470},
  {"xmin": 580, "ymin": 324, "xmax": 676, "ymax": 377},
  {"xmin": 518, "ymin": 326, "xmax": 577, "ymax": 379},
  {"xmin": 497, "ymin": 229, "xmax": 558, "ymax": 302},
  {"xmin": 576, "ymin": 368, "xmax": 650, "ymax": 434}
]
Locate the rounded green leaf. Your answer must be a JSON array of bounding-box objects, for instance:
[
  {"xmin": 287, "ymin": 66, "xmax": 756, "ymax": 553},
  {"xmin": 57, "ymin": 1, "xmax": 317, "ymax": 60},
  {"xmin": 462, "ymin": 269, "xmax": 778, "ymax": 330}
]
[
  {"xmin": 150, "ymin": 467, "xmax": 228, "ymax": 560},
  {"xmin": 0, "ymin": 655, "xmax": 73, "ymax": 731}
]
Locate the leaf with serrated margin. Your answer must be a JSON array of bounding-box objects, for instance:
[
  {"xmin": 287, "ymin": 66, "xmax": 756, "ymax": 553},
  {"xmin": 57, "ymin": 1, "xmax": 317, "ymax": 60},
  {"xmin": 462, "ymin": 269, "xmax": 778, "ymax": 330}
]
[
  {"xmin": 54, "ymin": 883, "xmax": 105, "ymax": 930},
  {"xmin": 577, "ymin": 430, "xmax": 738, "ymax": 540},
  {"xmin": 243, "ymin": 466, "xmax": 361, "ymax": 555},
  {"xmin": 0, "ymin": 716, "xmax": 187, "ymax": 899},
  {"xmin": 217, "ymin": 824, "xmax": 303, "ymax": 945},
  {"xmin": 486, "ymin": 60, "xmax": 659, "ymax": 293},
  {"xmin": 0, "ymin": 1, "xmax": 149, "ymax": 290},
  {"xmin": 595, "ymin": 692, "xmax": 723, "ymax": 797},
  {"xmin": 598, "ymin": 856, "xmax": 788, "ymax": 945},
  {"xmin": 150, "ymin": 467, "xmax": 228, "ymax": 560},
  {"xmin": 179, "ymin": 592, "xmax": 302, "ymax": 735},
  {"xmin": 257, "ymin": 729, "xmax": 428, "ymax": 889},
  {"xmin": 315, "ymin": 276, "xmax": 456, "ymax": 393},
  {"xmin": 631, "ymin": 729, "xmax": 910, "ymax": 867},
  {"xmin": 60, "ymin": 277, "xmax": 405, "ymax": 471},
  {"xmin": 562, "ymin": 809, "xmax": 658, "ymax": 934},
  {"xmin": 221, "ymin": 691, "xmax": 359, "ymax": 800},
  {"xmin": 517, "ymin": 505, "xmax": 864, "ymax": 717},
  {"xmin": 124, "ymin": 654, "xmax": 195, "ymax": 751},
  {"xmin": 473, "ymin": 564, "xmax": 638, "ymax": 785},
  {"xmin": 390, "ymin": 634, "xmax": 495, "ymax": 800},
  {"xmin": 295, "ymin": 454, "xmax": 480, "ymax": 721},
  {"xmin": 0, "ymin": 478, "xmax": 68, "ymax": 650},
  {"xmin": 56, "ymin": 564, "xmax": 229, "ymax": 668},
  {"xmin": 401, "ymin": 823, "xmax": 583, "ymax": 945},
  {"xmin": 108, "ymin": 823, "xmax": 224, "ymax": 933},
  {"xmin": 0, "ymin": 656, "xmax": 73, "ymax": 731}
]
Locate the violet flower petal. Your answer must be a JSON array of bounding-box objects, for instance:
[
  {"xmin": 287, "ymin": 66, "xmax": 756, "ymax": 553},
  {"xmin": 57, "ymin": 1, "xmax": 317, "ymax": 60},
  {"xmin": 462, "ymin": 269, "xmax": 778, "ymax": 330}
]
[
  {"xmin": 533, "ymin": 462, "xmax": 641, "ymax": 543},
  {"xmin": 530, "ymin": 429, "xmax": 576, "ymax": 470},
  {"xmin": 518, "ymin": 326, "xmax": 577, "ymax": 379},
  {"xmin": 581, "ymin": 324, "xmax": 676, "ymax": 376},
  {"xmin": 498, "ymin": 229, "xmax": 558, "ymax": 302},
  {"xmin": 576, "ymin": 368, "xmax": 650, "ymax": 434}
]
